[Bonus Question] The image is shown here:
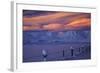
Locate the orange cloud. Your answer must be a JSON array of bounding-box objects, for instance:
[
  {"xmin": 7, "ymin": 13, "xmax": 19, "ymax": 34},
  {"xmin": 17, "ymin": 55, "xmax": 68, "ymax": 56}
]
[
  {"xmin": 23, "ymin": 12, "xmax": 91, "ymax": 31},
  {"xmin": 23, "ymin": 18, "xmax": 90, "ymax": 31},
  {"xmin": 23, "ymin": 24, "xmax": 41, "ymax": 31},
  {"xmin": 23, "ymin": 12, "xmax": 78, "ymax": 24},
  {"xmin": 66, "ymin": 13, "xmax": 90, "ymax": 23},
  {"xmin": 64, "ymin": 18, "xmax": 91, "ymax": 29},
  {"xmin": 43, "ymin": 23, "xmax": 63, "ymax": 30}
]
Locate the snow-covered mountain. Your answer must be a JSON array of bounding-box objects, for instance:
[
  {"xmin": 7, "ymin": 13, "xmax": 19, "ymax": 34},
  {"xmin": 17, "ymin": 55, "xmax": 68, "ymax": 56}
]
[{"xmin": 23, "ymin": 30, "xmax": 90, "ymax": 44}]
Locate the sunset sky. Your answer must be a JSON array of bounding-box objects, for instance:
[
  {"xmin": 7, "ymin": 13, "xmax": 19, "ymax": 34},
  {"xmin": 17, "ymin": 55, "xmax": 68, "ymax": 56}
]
[{"xmin": 23, "ymin": 10, "xmax": 91, "ymax": 31}]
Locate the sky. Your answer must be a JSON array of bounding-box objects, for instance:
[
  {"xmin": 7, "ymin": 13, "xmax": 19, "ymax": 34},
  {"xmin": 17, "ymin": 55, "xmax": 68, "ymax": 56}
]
[{"xmin": 23, "ymin": 10, "xmax": 91, "ymax": 31}]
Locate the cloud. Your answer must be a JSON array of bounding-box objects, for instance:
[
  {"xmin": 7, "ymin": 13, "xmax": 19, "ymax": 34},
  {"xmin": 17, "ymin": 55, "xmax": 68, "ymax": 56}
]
[
  {"xmin": 23, "ymin": 24, "xmax": 42, "ymax": 31},
  {"xmin": 64, "ymin": 18, "xmax": 90, "ymax": 29},
  {"xmin": 23, "ymin": 12, "xmax": 78, "ymax": 24},
  {"xmin": 43, "ymin": 23, "xmax": 64, "ymax": 30},
  {"xmin": 23, "ymin": 11, "xmax": 91, "ymax": 31}
]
